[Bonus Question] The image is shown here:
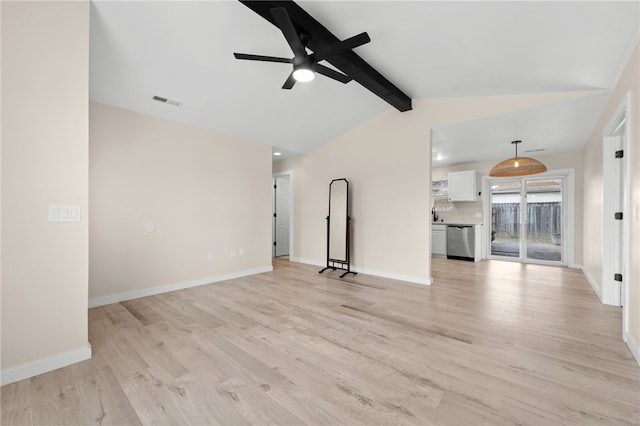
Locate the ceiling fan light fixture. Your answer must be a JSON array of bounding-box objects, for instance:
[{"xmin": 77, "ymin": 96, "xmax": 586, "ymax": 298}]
[
  {"xmin": 293, "ymin": 66, "xmax": 314, "ymax": 82},
  {"xmin": 489, "ymin": 140, "xmax": 547, "ymax": 177}
]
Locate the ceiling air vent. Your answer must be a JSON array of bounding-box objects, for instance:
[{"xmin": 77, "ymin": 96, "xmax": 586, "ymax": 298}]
[
  {"xmin": 152, "ymin": 95, "xmax": 181, "ymax": 107},
  {"xmin": 525, "ymin": 148, "xmax": 545, "ymax": 153}
]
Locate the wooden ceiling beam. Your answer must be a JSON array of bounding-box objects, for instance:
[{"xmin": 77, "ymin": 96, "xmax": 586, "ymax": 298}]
[{"xmin": 239, "ymin": 0, "xmax": 412, "ymax": 112}]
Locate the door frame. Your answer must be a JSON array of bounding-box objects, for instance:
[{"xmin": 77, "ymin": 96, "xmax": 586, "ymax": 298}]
[
  {"xmin": 602, "ymin": 93, "xmax": 630, "ymax": 339},
  {"xmin": 483, "ymin": 168, "xmax": 576, "ymax": 267},
  {"xmin": 272, "ymin": 170, "xmax": 294, "ymax": 258}
]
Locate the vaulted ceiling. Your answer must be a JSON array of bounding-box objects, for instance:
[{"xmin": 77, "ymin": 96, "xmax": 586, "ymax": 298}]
[{"xmin": 89, "ymin": 1, "xmax": 639, "ymax": 163}]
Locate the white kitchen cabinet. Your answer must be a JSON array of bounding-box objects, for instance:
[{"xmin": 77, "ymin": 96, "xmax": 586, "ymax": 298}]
[
  {"xmin": 448, "ymin": 170, "xmax": 477, "ymax": 202},
  {"xmin": 431, "ymin": 224, "xmax": 447, "ymax": 257}
]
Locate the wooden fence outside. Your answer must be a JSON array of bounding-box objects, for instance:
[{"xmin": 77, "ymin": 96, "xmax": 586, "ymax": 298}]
[{"xmin": 492, "ymin": 202, "xmax": 561, "ymax": 242}]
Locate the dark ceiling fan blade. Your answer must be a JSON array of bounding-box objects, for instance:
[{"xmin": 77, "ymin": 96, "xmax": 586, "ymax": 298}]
[
  {"xmin": 239, "ymin": 1, "xmax": 412, "ymax": 112},
  {"xmin": 233, "ymin": 53, "xmax": 292, "ymax": 63},
  {"xmin": 315, "ymin": 64, "xmax": 351, "ymax": 84},
  {"xmin": 270, "ymin": 7, "xmax": 307, "ymax": 58},
  {"xmin": 282, "ymin": 72, "xmax": 297, "ymax": 89},
  {"xmin": 314, "ymin": 32, "xmax": 371, "ymax": 61}
]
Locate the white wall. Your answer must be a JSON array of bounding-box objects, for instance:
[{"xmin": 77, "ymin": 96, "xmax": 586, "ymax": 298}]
[
  {"xmin": 583, "ymin": 42, "xmax": 639, "ymax": 358},
  {"xmin": 1, "ymin": 1, "xmax": 91, "ymax": 384},
  {"xmin": 274, "ymin": 91, "xmax": 599, "ymax": 284},
  {"xmin": 89, "ymin": 102, "xmax": 272, "ymax": 304}
]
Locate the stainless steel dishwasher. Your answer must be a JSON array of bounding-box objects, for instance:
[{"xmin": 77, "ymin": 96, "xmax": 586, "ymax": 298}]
[{"xmin": 447, "ymin": 225, "xmax": 474, "ymax": 261}]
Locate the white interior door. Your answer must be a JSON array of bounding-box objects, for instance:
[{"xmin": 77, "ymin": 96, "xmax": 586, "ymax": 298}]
[
  {"xmin": 601, "ymin": 95, "xmax": 630, "ymax": 340},
  {"xmin": 274, "ymin": 176, "xmax": 290, "ymax": 257},
  {"xmin": 602, "ymin": 134, "xmax": 626, "ymax": 309}
]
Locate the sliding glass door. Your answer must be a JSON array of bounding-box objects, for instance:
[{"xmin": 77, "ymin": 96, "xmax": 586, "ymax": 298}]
[
  {"xmin": 524, "ymin": 178, "xmax": 562, "ymax": 262},
  {"xmin": 490, "ymin": 180, "xmax": 521, "ymax": 258},
  {"xmin": 489, "ymin": 176, "xmax": 564, "ymax": 264}
]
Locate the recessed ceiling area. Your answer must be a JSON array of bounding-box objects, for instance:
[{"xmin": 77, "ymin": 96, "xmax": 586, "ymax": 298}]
[
  {"xmin": 431, "ymin": 92, "xmax": 613, "ymax": 167},
  {"xmin": 89, "ymin": 1, "xmax": 639, "ymax": 162}
]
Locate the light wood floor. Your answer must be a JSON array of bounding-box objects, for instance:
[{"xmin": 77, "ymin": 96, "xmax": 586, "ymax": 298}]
[{"xmin": 2, "ymin": 258, "xmax": 639, "ymax": 425}]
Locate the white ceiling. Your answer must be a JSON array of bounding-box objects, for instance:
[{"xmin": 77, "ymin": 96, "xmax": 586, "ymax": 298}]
[
  {"xmin": 431, "ymin": 92, "xmax": 613, "ymax": 166},
  {"xmin": 89, "ymin": 1, "xmax": 639, "ymax": 162}
]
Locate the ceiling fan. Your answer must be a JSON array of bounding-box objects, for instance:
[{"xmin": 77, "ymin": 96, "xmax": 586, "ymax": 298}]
[{"xmin": 233, "ymin": 7, "xmax": 371, "ymax": 89}]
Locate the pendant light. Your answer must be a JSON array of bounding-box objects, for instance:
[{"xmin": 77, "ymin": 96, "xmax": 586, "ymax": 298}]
[{"xmin": 489, "ymin": 140, "xmax": 547, "ymax": 177}]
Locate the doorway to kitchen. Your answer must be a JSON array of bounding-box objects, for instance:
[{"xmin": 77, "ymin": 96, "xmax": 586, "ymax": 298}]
[{"xmin": 484, "ymin": 170, "xmax": 575, "ymax": 266}]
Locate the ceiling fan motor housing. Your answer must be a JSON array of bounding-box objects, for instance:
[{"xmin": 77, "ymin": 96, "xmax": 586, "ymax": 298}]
[
  {"xmin": 233, "ymin": 6, "xmax": 370, "ymax": 89},
  {"xmin": 293, "ymin": 55, "xmax": 314, "ymax": 70}
]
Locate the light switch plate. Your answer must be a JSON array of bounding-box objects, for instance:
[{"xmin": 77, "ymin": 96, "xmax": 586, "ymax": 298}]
[{"xmin": 48, "ymin": 205, "xmax": 81, "ymax": 222}]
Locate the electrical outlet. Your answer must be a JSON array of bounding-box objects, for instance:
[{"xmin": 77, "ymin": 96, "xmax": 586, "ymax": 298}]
[
  {"xmin": 207, "ymin": 252, "xmax": 214, "ymax": 261},
  {"xmin": 230, "ymin": 249, "xmax": 236, "ymax": 258},
  {"xmin": 239, "ymin": 248, "xmax": 245, "ymax": 256},
  {"xmin": 48, "ymin": 205, "xmax": 81, "ymax": 222}
]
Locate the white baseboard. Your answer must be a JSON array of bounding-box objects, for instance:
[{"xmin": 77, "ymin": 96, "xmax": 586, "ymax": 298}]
[
  {"xmin": 581, "ymin": 267, "xmax": 638, "ymax": 366},
  {"xmin": 625, "ymin": 332, "xmax": 640, "ymax": 367},
  {"xmin": 89, "ymin": 265, "xmax": 273, "ymax": 308},
  {"xmin": 290, "ymin": 257, "xmax": 432, "ymax": 286},
  {"xmin": 581, "ymin": 266, "xmax": 602, "ymax": 302},
  {"xmin": 290, "ymin": 257, "xmax": 324, "ymax": 268},
  {"xmin": 1, "ymin": 343, "xmax": 92, "ymax": 386},
  {"xmin": 356, "ymin": 267, "xmax": 432, "ymax": 286}
]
